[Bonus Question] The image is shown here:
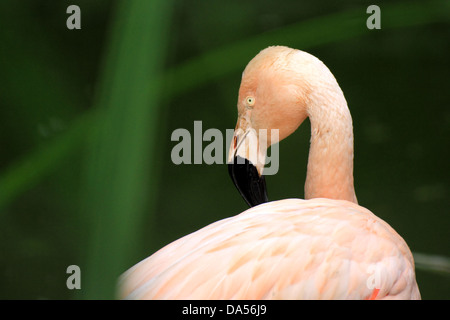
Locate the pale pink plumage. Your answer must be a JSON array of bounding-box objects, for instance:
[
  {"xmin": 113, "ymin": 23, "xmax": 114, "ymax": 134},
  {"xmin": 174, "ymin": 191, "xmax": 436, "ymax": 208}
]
[
  {"xmin": 118, "ymin": 46, "xmax": 420, "ymax": 299},
  {"xmin": 120, "ymin": 199, "xmax": 418, "ymax": 299}
]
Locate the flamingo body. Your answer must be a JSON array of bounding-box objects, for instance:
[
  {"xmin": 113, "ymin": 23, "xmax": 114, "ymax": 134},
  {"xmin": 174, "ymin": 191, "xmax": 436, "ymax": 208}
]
[
  {"xmin": 120, "ymin": 199, "xmax": 419, "ymax": 299},
  {"xmin": 119, "ymin": 46, "xmax": 420, "ymax": 299}
]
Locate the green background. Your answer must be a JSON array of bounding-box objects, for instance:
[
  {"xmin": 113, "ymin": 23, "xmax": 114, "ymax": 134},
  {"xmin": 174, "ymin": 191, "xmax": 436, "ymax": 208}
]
[{"xmin": 0, "ymin": 0, "xmax": 448, "ymax": 299}]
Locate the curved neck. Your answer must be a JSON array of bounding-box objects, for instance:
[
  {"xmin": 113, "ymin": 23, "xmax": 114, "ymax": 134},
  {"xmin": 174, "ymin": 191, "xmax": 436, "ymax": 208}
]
[{"xmin": 304, "ymin": 92, "xmax": 358, "ymax": 204}]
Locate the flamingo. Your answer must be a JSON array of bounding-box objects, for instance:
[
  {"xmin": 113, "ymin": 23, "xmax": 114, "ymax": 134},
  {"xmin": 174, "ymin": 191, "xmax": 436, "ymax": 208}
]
[{"xmin": 118, "ymin": 46, "xmax": 420, "ymax": 299}]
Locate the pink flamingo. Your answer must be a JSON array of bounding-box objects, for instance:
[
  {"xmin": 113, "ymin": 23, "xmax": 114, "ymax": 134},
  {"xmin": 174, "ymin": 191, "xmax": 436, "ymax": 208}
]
[{"xmin": 119, "ymin": 46, "xmax": 420, "ymax": 299}]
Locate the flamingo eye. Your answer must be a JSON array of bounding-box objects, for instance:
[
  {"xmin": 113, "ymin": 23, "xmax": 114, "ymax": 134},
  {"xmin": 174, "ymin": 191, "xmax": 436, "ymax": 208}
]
[{"xmin": 246, "ymin": 96, "xmax": 255, "ymax": 107}]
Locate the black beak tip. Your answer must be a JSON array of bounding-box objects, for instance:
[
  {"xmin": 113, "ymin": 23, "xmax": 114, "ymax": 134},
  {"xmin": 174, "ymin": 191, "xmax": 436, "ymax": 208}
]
[{"xmin": 228, "ymin": 156, "xmax": 269, "ymax": 207}]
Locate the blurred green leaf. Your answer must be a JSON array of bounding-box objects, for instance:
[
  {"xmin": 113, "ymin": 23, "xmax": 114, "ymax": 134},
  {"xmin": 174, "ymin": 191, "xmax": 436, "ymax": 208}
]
[
  {"xmin": 414, "ymin": 252, "xmax": 450, "ymax": 276},
  {"xmin": 79, "ymin": 0, "xmax": 172, "ymax": 299},
  {"xmin": 0, "ymin": 111, "xmax": 98, "ymax": 209},
  {"xmin": 162, "ymin": 0, "xmax": 449, "ymax": 97}
]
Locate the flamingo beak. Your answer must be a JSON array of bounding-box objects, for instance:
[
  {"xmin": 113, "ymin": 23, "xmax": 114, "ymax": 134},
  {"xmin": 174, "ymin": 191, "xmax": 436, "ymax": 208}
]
[{"xmin": 227, "ymin": 125, "xmax": 268, "ymax": 207}]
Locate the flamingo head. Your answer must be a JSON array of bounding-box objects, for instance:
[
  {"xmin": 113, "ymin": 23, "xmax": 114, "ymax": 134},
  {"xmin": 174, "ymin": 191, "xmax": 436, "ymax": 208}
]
[{"xmin": 228, "ymin": 46, "xmax": 327, "ymax": 207}]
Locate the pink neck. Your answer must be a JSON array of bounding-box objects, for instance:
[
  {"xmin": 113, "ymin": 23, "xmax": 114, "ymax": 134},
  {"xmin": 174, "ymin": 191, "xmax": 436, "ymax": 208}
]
[{"xmin": 304, "ymin": 96, "xmax": 358, "ymax": 204}]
